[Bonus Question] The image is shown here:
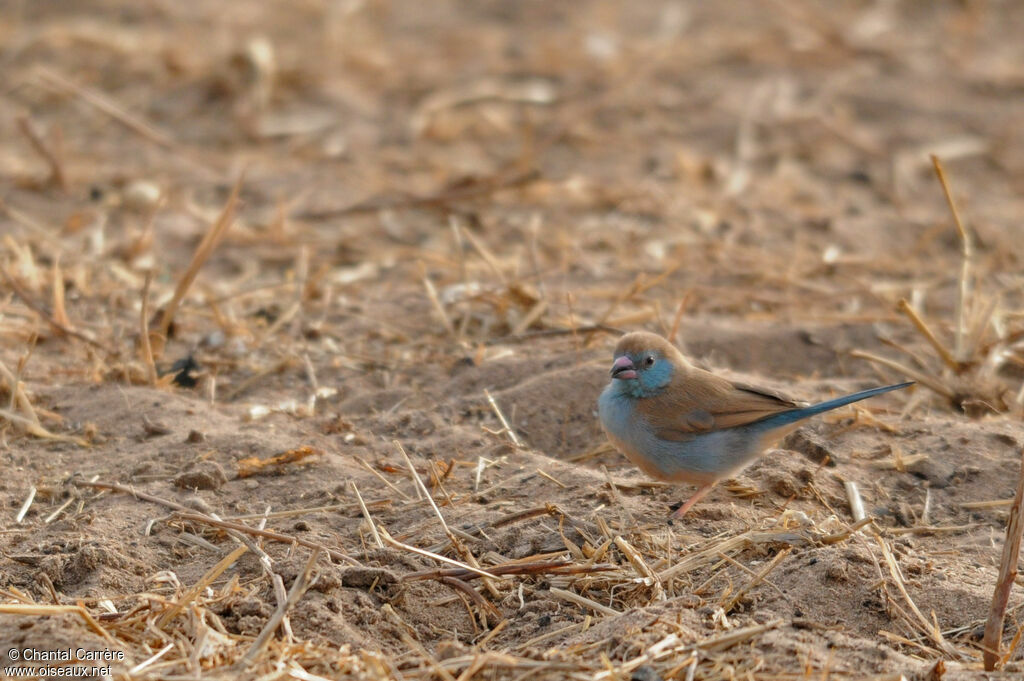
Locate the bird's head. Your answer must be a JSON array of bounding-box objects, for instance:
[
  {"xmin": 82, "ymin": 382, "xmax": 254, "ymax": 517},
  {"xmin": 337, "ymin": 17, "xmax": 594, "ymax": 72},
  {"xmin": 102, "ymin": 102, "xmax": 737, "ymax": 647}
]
[{"xmin": 607, "ymin": 331, "xmax": 683, "ymax": 398}]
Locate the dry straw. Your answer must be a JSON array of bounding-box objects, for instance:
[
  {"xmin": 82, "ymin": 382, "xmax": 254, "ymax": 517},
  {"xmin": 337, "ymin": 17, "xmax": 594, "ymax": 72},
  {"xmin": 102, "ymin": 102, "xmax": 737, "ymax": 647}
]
[
  {"xmin": 4, "ymin": 6, "xmax": 1023, "ymax": 679},
  {"xmin": 854, "ymin": 156, "xmax": 1020, "ymax": 416}
]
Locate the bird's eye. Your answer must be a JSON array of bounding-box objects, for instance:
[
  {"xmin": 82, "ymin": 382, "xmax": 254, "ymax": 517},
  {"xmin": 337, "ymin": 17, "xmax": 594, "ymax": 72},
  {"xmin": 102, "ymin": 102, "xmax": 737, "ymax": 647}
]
[{"xmin": 644, "ymin": 355, "xmax": 655, "ymax": 367}]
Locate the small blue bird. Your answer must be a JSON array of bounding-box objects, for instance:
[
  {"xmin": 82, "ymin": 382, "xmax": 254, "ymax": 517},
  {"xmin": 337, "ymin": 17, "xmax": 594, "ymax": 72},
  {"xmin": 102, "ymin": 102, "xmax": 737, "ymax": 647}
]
[{"xmin": 598, "ymin": 331, "xmax": 912, "ymax": 518}]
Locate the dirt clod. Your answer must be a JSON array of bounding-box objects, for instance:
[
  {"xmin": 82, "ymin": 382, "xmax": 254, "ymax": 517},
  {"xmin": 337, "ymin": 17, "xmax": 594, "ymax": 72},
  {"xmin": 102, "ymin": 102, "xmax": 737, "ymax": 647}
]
[{"xmin": 173, "ymin": 462, "xmax": 228, "ymax": 490}]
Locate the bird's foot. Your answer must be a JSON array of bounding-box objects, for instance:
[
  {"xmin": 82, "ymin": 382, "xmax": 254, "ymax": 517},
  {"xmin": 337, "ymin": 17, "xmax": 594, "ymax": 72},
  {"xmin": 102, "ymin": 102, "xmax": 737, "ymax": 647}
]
[{"xmin": 670, "ymin": 483, "xmax": 715, "ymax": 519}]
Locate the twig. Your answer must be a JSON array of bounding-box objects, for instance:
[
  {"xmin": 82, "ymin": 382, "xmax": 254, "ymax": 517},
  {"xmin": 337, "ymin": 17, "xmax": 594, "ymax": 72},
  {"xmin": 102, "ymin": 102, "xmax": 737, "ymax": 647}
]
[
  {"xmin": 396, "ymin": 440, "xmax": 447, "ymax": 526},
  {"xmin": 602, "ymin": 465, "xmax": 637, "ymax": 526},
  {"xmin": 819, "ymin": 517, "xmax": 875, "ymax": 544},
  {"xmin": 222, "ymin": 357, "xmax": 293, "ymax": 401},
  {"xmin": 700, "ymin": 621, "xmax": 780, "ymax": 651},
  {"xmin": 176, "ymin": 512, "xmax": 360, "ymax": 566},
  {"xmin": 983, "ymin": 447, "xmax": 1024, "ymax": 670},
  {"xmin": 464, "ymin": 230, "xmax": 508, "ymax": 289},
  {"xmin": 440, "ymin": 576, "xmax": 502, "ymax": 622},
  {"xmin": 514, "ymin": 621, "xmax": 587, "ymax": 651},
  {"xmin": 512, "ymin": 298, "xmax": 549, "ymax": 336},
  {"xmin": 221, "ymin": 501, "xmax": 385, "ymax": 521},
  {"xmin": 961, "ymin": 499, "xmax": 1014, "ymax": 510},
  {"xmin": 885, "ymin": 524, "xmax": 976, "ymax": 536},
  {"xmin": 74, "ymin": 478, "xmax": 192, "ymax": 512}
]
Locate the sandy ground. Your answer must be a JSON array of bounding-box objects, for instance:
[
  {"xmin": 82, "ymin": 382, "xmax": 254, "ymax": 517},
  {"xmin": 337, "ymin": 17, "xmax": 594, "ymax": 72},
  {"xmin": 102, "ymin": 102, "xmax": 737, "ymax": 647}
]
[{"xmin": 3, "ymin": 1, "xmax": 1024, "ymax": 679}]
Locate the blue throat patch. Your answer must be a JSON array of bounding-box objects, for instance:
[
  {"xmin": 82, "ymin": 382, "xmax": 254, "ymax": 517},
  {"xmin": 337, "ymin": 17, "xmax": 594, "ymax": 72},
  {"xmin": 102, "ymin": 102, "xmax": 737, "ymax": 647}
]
[{"xmin": 616, "ymin": 353, "xmax": 673, "ymax": 398}]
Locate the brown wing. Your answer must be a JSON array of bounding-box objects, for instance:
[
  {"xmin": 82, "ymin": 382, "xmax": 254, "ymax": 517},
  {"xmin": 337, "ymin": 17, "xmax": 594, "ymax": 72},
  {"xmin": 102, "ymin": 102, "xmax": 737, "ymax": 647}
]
[{"xmin": 637, "ymin": 367, "xmax": 803, "ymax": 442}]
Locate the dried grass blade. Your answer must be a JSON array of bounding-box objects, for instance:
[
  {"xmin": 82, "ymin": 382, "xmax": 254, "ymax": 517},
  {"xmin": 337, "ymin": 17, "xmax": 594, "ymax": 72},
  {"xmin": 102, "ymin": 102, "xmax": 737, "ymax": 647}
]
[
  {"xmin": 0, "ymin": 407, "xmax": 87, "ymax": 445},
  {"xmin": 377, "ymin": 526, "xmax": 498, "ymax": 580},
  {"xmin": 614, "ymin": 536, "xmax": 664, "ymax": 600},
  {"xmin": 874, "ymin": 533, "xmax": 961, "ymax": 659},
  {"xmin": 897, "ymin": 299, "xmax": 958, "ymax": 371},
  {"xmin": 156, "ymin": 544, "xmax": 248, "ymax": 628},
  {"xmin": 850, "ymin": 350, "xmax": 953, "ymax": 398},
  {"xmin": 721, "ymin": 548, "xmax": 791, "ymax": 611},
  {"xmin": 351, "ymin": 481, "xmax": 383, "ymax": 548},
  {"xmin": 484, "ymin": 389, "xmax": 521, "ymax": 447},
  {"xmin": 15, "ymin": 486, "xmax": 36, "ymax": 523},
  {"xmin": 240, "ymin": 547, "xmax": 321, "ymax": 666},
  {"xmin": 548, "ymin": 586, "xmax": 619, "ymax": 617},
  {"xmin": 139, "ymin": 271, "xmax": 158, "ymax": 386},
  {"xmin": 931, "ymin": 155, "xmax": 973, "ymax": 362},
  {"xmin": 155, "ymin": 173, "xmax": 243, "ymax": 352}
]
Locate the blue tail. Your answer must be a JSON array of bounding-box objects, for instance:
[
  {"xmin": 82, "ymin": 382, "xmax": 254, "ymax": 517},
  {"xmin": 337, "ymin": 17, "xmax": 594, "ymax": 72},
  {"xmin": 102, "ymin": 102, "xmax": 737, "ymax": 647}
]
[{"xmin": 759, "ymin": 381, "xmax": 914, "ymax": 429}]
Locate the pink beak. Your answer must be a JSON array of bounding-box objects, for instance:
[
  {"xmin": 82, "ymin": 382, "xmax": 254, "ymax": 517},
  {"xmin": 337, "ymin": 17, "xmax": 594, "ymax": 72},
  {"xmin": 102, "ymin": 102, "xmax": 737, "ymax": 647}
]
[{"xmin": 610, "ymin": 355, "xmax": 637, "ymax": 380}]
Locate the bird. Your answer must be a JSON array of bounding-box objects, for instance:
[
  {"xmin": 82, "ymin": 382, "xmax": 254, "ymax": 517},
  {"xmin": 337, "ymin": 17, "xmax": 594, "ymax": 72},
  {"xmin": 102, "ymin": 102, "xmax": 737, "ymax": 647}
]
[{"xmin": 597, "ymin": 331, "xmax": 912, "ymax": 518}]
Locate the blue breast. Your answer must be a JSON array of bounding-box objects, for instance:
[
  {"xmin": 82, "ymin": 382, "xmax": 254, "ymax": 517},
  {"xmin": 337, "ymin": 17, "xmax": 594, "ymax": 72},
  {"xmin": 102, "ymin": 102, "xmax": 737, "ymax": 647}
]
[{"xmin": 598, "ymin": 382, "xmax": 767, "ymax": 483}]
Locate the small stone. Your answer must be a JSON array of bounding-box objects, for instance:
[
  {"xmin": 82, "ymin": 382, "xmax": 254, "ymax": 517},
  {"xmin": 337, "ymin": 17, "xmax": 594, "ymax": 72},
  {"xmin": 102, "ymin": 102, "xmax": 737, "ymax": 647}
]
[
  {"xmin": 174, "ymin": 462, "xmax": 227, "ymax": 491},
  {"xmin": 339, "ymin": 566, "xmax": 399, "ymax": 589},
  {"xmin": 182, "ymin": 496, "xmax": 214, "ymax": 514},
  {"xmin": 766, "ymin": 471, "xmax": 801, "ymax": 498},
  {"xmin": 906, "ymin": 458, "xmax": 955, "ymax": 488},
  {"xmin": 201, "ymin": 330, "xmax": 226, "ymax": 349},
  {"xmin": 122, "ymin": 180, "xmax": 162, "ymax": 212},
  {"xmin": 142, "ymin": 415, "xmax": 171, "ymax": 438},
  {"xmin": 784, "ymin": 430, "xmax": 836, "ymax": 465},
  {"xmin": 631, "ymin": 666, "xmax": 662, "ymax": 681}
]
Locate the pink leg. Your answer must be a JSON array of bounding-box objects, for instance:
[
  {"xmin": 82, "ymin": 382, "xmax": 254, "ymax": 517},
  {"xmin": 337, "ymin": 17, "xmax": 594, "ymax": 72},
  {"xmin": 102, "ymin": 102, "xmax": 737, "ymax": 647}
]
[{"xmin": 671, "ymin": 483, "xmax": 715, "ymax": 519}]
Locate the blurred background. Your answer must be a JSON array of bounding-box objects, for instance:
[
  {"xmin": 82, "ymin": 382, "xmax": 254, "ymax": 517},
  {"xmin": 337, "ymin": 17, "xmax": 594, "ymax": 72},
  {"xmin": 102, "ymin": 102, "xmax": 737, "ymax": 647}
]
[{"xmin": 3, "ymin": 2, "xmax": 1023, "ymax": 337}]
